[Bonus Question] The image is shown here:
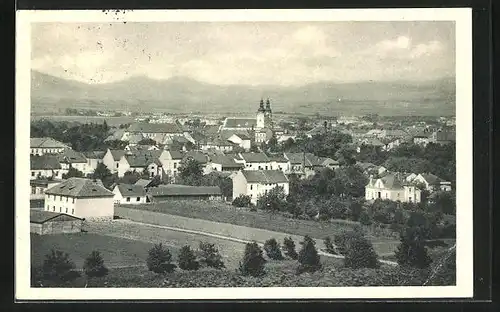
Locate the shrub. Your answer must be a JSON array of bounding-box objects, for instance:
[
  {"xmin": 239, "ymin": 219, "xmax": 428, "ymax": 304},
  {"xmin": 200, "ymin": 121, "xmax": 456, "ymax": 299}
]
[
  {"xmin": 83, "ymin": 251, "xmax": 108, "ymax": 278},
  {"xmin": 395, "ymin": 227, "xmax": 433, "ymax": 269},
  {"xmin": 334, "ymin": 229, "xmax": 364, "ymax": 256},
  {"xmin": 283, "ymin": 237, "xmax": 298, "ymax": 260},
  {"xmin": 146, "ymin": 243, "xmax": 176, "ymax": 274},
  {"xmin": 198, "ymin": 241, "xmax": 225, "ymax": 269},
  {"xmin": 359, "ymin": 210, "xmax": 372, "ymax": 225},
  {"xmin": 342, "ymin": 233, "xmax": 379, "ymax": 269},
  {"xmin": 178, "ymin": 245, "xmax": 200, "ymax": 271},
  {"xmin": 232, "ymin": 195, "xmax": 252, "ymax": 208},
  {"xmin": 256, "ymin": 186, "xmax": 287, "ymax": 212},
  {"xmin": 349, "ymin": 200, "xmax": 363, "ymax": 221},
  {"xmin": 263, "ymin": 238, "xmax": 284, "ymax": 260},
  {"xmin": 42, "ymin": 249, "xmax": 79, "ymax": 283},
  {"xmin": 239, "ymin": 242, "xmax": 266, "ymax": 277},
  {"xmin": 323, "ymin": 236, "xmax": 337, "ymax": 254},
  {"xmin": 297, "ymin": 236, "xmax": 322, "ymax": 274}
]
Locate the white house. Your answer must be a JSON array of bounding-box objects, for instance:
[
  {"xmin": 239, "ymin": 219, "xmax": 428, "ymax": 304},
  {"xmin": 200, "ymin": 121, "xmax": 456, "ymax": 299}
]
[
  {"xmin": 30, "ymin": 137, "xmax": 69, "ymax": 156},
  {"xmin": 44, "ymin": 178, "xmax": 115, "ymax": 220},
  {"xmin": 30, "ymin": 155, "xmax": 67, "ymax": 180},
  {"xmin": 158, "ymin": 150, "xmax": 184, "ymax": 182},
  {"xmin": 82, "ymin": 151, "xmax": 105, "ymax": 176},
  {"xmin": 58, "ymin": 149, "xmax": 88, "ymax": 174},
  {"xmin": 227, "ymin": 133, "xmax": 252, "ymax": 150},
  {"xmin": 232, "ymin": 170, "xmax": 289, "ymax": 204},
  {"xmin": 412, "ymin": 173, "xmax": 452, "ymax": 192},
  {"xmin": 116, "ymin": 150, "xmax": 163, "ymax": 178},
  {"xmin": 365, "ymin": 173, "xmax": 421, "ymax": 203},
  {"xmin": 268, "ymin": 155, "xmax": 290, "ymax": 172},
  {"xmin": 283, "ymin": 152, "xmax": 322, "ymax": 178},
  {"xmin": 238, "ymin": 152, "xmax": 272, "ymax": 171},
  {"xmin": 102, "ymin": 149, "xmax": 127, "ymax": 175},
  {"xmin": 204, "ymin": 154, "xmax": 244, "ymax": 174},
  {"xmin": 112, "ymin": 184, "xmax": 147, "ymax": 204}
]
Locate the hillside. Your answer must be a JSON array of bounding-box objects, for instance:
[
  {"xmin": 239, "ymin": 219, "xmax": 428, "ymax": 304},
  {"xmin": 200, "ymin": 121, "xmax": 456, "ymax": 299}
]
[{"xmin": 31, "ymin": 71, "xmax": 456, "ymax": 116}]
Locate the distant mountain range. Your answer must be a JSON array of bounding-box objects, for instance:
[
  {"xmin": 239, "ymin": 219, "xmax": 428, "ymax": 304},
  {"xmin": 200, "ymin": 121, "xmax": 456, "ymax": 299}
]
[{"xmin": 31, "ymin": 70, "xmax": 456, "ymax": 116}]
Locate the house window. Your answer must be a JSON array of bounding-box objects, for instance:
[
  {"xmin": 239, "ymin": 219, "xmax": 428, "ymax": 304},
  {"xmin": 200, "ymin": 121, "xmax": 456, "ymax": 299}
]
[
  {"xmin": 59, "ymin": 196, "xmax": 62, "ymax": 201},
  {"xmin": 52, "ymin": 206, "xmax": 55, "ymax": 211},
  {"xmin": 66, "ymin": 197, "xmax": 68, "ymax": 202},
  {"xmin": 250, "ymin": 185, "xmax": 253, "ymax": 190},
  {"xmin": 46, "ymin": 205, "xmax": 49, "ymax": 210},
  {"xmin": 65, "ymin": 208, "xmax": 68, "ymax": 213},
  {"xmin": 55, "ymin": 171, "xmax": 59, "ymax": 176},
  {"xmin": 265, "ymin": 166, "xmax": 268, "ymax": 170},
  {"xmin": 72, "ymin": 209, "xmax": 74, "ymax": 214},
  {"xmin": 126, "ymin": 197, "xmax": 130, "ymax": 202},
  {"xmin": 136, "ymin": 197, "xmax": 141, "ymax": 202},
  {"xmin": 174, "ymin": 163, "xmax": 177, "ymax": 169},
  {"xmin": 31, "ymin": 172, "xmax": 35, "ymax": 177},
  {"xmin": 409, "ymin": 197, "xmax": 412, "ymax": 202},
  {"xmin": 59, "ymin": 207, "xmax": 62, "ymax": 212},
  {"xmin": 72, "ymin": 198, "xmax": 75, "ymax": 203},
  {"xmin": 116, "ymin": 163, "xmax": 119, "ymax": 168},
  {"xmin": 31, "ymin": 187, "xmax": 36, "ymax": 194}
]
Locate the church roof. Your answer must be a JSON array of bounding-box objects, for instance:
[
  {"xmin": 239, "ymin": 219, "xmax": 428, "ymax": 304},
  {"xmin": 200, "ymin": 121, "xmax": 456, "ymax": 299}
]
[{"xmin": 223, "ymin": 118, "xmax": 257, "ymax": 129}]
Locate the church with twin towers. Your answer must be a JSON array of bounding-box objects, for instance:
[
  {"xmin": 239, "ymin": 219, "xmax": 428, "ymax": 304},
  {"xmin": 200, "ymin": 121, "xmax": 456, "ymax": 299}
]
[{"xmin": 220, "ymin": 98, "xmax": 279, "ymax": 144}]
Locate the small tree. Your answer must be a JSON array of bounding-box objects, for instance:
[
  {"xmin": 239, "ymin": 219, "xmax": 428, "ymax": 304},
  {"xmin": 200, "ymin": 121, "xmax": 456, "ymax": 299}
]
[
  {"xmin": 343, "ymin": 232, "xmax": 379, "ymax": 269},
  {"xmin": 283, "ymin": 237, "xmax": 298, "ymax": 260},
  {"xmin": 359, "ymin": 211, "xmax": 372, "ymax": 225},
  {"xmin": 198, "ymin": 241, "xmax": 225, "ymax": 269},
  {"xmin": 178, "ymin": 245, "xmax": 200, "ymax": 271},
  {"xmin": 323, "ymin": 236, "xmax": 337, "ymax": 254},
  {"xmin": 256, "ymin": 186, "xmax": 287, "ymax": 212},
  {"xmin": 146, "ymin": 243, "xmax": 176, "ymax": 274},
  {"xmin": 239, "ymin": 241, "xmax": 266, "ymax": 277},
  {"xmin": 62, "ymin": 165, "xmax": 84, "ymax": 179},
  {"xmin": 42, "ymin": 249, "xmax": 79, "ymax": 283},
  {"xmin": 297, "ymin": 236, "xmax": 322, "ymax": 274},
  {"xmin": 232, "ymin": 195, "xmax": 252, "ymax": 208},
  {"xmin": 263, "ymin": 238, "xmax": 284, "ymax": 260},
  {"xmin": 395, "ymin": 226, "xmax": 433, "ymax": 269},
  {"xmin": 83, "ymin": 250, "xmax": 108, "ymax": 278}
]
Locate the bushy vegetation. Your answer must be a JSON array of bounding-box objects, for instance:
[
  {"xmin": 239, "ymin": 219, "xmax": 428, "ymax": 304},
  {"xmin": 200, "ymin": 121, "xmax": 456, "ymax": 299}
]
[
  {"xmin": 395, "ymin": 226, "xmax": 433, "ymax": 269},
  {"xmin": 178, "ymin": 245, "xmax": 200, "ymax": 271},
  {"xmin": 239, "ymin": 242, "xmax": 266, "ymax": 277},
  {"xmin": 198, "ymin": 242, "xmax": 225, "ymax": 269},
  {"xmin": 339, "ymin": 231, "xmax": 380, "ymax": 269},
  {"xmin": 41, "ymin": 249, "xmax": 80, "ymax": 283},
  {"xmin": 323, "ymin": 236, "xmax": 337, "ymax": 255},
  {"xmin": 83, "ymin": 251, "xmax": 109, "ymax": 278},
  {"xmin": 177, "ymin": 159, "xmax": 233, "ymax": 198},
  {"xmin": 263, "ymin": 238, "xmax": 284, "ymax": 260},
  {"xmin": 146, "ymin": 243, "xmax": 176, "ymax": 274},
  {"xmin": 62, "ymin": 166, "xmax": 85, "ymax": 179},
  {"xmin": 297, "ymin": 236, "xmax": 322, "ymax": 274},
  {"xmin": 232, "ymin": 195, "xmax": 252, "ymax": 208},
  {"xmin": 283, "ymin": 237, "xmax": 298, "ymax": 260},
  {"xmin": 256, "ymin": 186, "xmax": 288, "ymax": 212}
]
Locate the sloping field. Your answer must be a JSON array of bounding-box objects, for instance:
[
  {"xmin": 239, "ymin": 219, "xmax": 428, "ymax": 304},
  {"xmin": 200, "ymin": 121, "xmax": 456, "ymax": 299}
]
[
  {"xmin": 114, "ymin": 206, "xmax": 400, "ymax": 257},
  {"xmin": 30, "ymin": 233, "xmax": 154, "ymax": 269}
]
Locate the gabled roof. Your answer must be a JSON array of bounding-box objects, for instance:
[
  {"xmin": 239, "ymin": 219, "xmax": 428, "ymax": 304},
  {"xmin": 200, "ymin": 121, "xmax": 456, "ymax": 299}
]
[
  {"xmin": 30, "ymin": 155, "xmax": 62, "ymax": 170},
  {"xmin": 318, "ymin": 157, "xmax": 340, "ymax": 166},
  {"xmin": 125, "ymin": 150, "xmax": 162, "ymax": 168},
  {"xmin": 166, "ymin": 150, "xmax": 184, "ymax": 160},
  {"xmin": 240, "ymin": 152, "xmax": 270, "ymax": 163},
  {"xmin": 45, "ymin": 178, "xmax": 114, "ymax": 198},
  {"xmin": 135, "ymin": 179, "xmax": 154, "ymax": 187},
  {"xmin": 419, "ymin": 173, "xmax": 446, "ymax": 185},
  {"xmin": 115, "ymin": 183, "xmax": 147, "ymax": 197},
  {"xmin": 82, "ymin": 151, "xmax": 105, "ymax": 159},
  {"xmin": 30, "ymin": 210, "xmax": 83, "ymax": 224},
  {"xmin": 241, "ymin": 170, "xmax": 289, "ymax": 184},
  {"xmin": 58, "ymin": 149, "xmax": 87, "ymax": 164},
  {"xmin": 148, "ymin": 185, "xmax": 222, "ymax": 197},
  {"xmin": 268, "ymin": 155, "xmax": 289, "ymax": 163},
  {"xmin": 378, "ymin": 173, "xmax": 405, "ymax": 189},
  {"xmin": 209, "ymin": 155, "xmax": 244, "ymax": 169},
  {"xmin": 283, "ymin": 153, "xmax": 321, "ymax": 166},
  {"xmin": 30, "ymin": 137, "xmax": 68, "ymax": 149},
  {"xmin": 183, "ymin": 151, "xmax": 209, "ymax": 164},
  {"xmin": 223, "ymin": 118, "xmax": 257, "ymax": 129},
  {"xmin": 128, "ymin": 122, "xmax": 183, "ymax": 134},
  {"xmin": 108, "ymin": 149, "xmax": 127, "ymax": 161}
]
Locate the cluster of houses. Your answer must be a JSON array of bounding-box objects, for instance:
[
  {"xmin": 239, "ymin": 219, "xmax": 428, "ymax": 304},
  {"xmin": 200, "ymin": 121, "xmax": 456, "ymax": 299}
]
[{"xmin": 28, "ymin": 103, "xmax": 455, "ymax": 234}]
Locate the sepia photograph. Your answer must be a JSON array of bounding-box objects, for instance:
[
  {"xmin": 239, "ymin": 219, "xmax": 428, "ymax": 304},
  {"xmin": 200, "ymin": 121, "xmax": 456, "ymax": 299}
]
[{"xmin": 15, "ymin": 8, "xmax": 473, "ymax": 300}]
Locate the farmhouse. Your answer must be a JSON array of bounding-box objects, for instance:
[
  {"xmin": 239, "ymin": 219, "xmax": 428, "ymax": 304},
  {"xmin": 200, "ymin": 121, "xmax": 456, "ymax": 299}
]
[
  {"xmin": 30, "ymin": 210, "xmax": 83, "ymax": 235},
  {"xmin": 30, "ymin": 155, "xmax": 66, "ymax": 180},
  {"xmin": 112, "ymin": 184, "xmax": 147, "ymax": 204},
  {"xmin": 232, "ymin": 170, "xmax": 289, "ymax": 204},
  {"xmin": 365, "ymin": 173, "xmax": 421, "ymax": 203},
  {"xmin": 411, "ymin": 173, "xmax": 452, "ymax": 192},
  {"xmin": 147, "ymin": 184, "xmax": 223, "ymax": 202},
  {"xmin": 30, "ymin": 137, "xmax": 69, "ymax": 156},
  {"xmin": 44, "ymin": 177, "xmax": 115, "ymax": 220}
]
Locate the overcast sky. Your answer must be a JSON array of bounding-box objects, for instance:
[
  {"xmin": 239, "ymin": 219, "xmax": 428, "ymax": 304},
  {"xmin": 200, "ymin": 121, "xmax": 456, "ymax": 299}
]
[{"xmin": 31, "ymin": 21, "xmax": 455, "ymax": 86}]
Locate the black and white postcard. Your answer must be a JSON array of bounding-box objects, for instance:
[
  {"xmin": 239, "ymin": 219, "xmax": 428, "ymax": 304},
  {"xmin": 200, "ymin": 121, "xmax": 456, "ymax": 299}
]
[{"xmin": 15, "ymin": 8, "xmax": 473, "ymax": 300}]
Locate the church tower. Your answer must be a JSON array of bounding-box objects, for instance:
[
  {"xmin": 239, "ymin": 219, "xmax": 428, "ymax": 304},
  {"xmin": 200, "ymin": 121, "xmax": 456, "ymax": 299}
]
[
  {"xmin": 256, "ymin": 98, "xmax": 266, "ymax": 129},
  {"xmin": 264, "ymin": 98, "xmax": 273, "ymax": 129}
]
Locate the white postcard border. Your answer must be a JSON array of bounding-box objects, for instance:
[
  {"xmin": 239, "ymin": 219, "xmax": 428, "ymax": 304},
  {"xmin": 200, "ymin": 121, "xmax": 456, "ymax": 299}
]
[{"xmin": 15, "ymin": 8, "xmax": 473, "ymax": 300}]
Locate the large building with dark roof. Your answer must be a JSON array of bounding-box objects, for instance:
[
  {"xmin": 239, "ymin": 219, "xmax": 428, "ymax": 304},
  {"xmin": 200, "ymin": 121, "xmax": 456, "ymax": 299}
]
[
  {"xmin": 220, "ymin": 99, "xmax": 273, "ymax": 137},
  {"xmin": 30, "ymin": 137, "xmax": 69, "ymax": 156},
  {"xmin": 147, "ymin": 184, "xmax": 223, "ymax": 201},
  {"xmin": 232, "ymin": 170, "xmax": 289, "ymax": 204},
  {"xmin": 44, "ymin": 177, "xmax": 115, "ymax": 220},
  {"xmin": 30, "ymin": 155, "xmax": 66, "ymax": 180}
]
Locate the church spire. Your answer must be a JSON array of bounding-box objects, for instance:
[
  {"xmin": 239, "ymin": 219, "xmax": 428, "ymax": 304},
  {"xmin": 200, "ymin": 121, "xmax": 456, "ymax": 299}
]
[
  {"xmin": 258, "ymin": 98, "xmax": 265, "ymax": 112},
  {"xmin": 265, "ymin": 98, "xmax": 271, "ymax": 112}
]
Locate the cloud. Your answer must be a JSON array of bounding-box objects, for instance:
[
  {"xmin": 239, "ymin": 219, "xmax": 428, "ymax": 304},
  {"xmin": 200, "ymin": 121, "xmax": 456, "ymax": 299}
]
[{"xmin": 31, "ymin": 22, "xmax": 455, "ymax": 85}]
